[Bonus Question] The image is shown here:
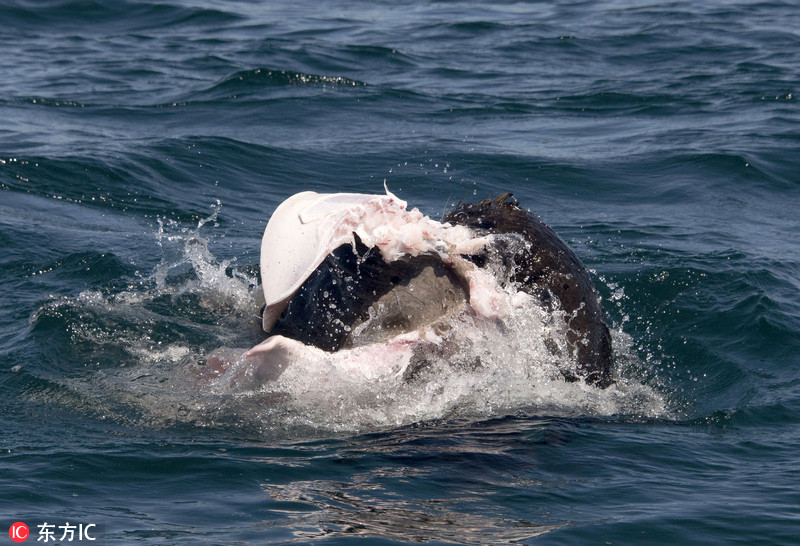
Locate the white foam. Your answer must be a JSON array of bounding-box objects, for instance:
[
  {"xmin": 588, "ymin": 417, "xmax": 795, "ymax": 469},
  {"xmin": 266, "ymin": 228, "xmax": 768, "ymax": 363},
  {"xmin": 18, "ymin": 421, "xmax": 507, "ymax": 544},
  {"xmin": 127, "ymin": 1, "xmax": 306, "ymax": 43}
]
[{"xmin": 208, "ymin": 276, "xmax": 668, "ymax": 433}]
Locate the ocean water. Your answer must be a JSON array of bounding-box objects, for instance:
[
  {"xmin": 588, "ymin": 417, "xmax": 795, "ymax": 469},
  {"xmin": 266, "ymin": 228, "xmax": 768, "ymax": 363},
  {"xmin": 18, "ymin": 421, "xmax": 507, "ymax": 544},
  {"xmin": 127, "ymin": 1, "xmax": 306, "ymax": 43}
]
[{"xmin": 2, "ymin": 0, "xmax": 799, "ymax": 543}]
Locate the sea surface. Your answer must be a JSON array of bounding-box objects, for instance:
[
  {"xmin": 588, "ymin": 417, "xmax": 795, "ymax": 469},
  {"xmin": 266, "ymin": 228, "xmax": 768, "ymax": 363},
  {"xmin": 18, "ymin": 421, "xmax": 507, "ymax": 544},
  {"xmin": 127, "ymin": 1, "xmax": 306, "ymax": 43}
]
[{"xmin": 2, "ymin": 0, "xmax": 799, "ymax": 543}]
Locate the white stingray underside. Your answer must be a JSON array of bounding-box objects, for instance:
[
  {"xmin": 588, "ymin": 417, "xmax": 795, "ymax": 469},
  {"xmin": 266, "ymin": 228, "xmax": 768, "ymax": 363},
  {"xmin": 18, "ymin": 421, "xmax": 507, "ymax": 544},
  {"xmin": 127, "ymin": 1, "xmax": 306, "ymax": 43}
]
[{"xmin": 259, "ymin": 189, "xmax": 484, "ymax": 331}]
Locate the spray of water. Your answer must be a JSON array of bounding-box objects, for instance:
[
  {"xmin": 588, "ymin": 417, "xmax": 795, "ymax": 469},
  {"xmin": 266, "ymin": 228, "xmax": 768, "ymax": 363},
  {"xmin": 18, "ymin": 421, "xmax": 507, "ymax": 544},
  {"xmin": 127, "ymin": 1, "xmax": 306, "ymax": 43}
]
[{"xmin": 31, "ymin": 203, "xmax": 669, "ymax": 436}]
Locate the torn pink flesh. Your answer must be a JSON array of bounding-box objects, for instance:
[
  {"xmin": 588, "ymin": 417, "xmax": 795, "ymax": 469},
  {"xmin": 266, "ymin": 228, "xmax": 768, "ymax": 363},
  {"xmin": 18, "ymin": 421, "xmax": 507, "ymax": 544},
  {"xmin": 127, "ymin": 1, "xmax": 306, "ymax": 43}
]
[
  {"xmin": 259, "ymin": 190, "xmax": 479, "ymax": 331},
  {"xmin": 463, "ymin": 268, "xmax": 512, "ymax": 318},
  {"xmin": 245, "ymin": 332, "xmax": 421, "ymax": 381},
  {"xmin": 242, "ymin": 190, "xmax": 525, "ymax": 384}
]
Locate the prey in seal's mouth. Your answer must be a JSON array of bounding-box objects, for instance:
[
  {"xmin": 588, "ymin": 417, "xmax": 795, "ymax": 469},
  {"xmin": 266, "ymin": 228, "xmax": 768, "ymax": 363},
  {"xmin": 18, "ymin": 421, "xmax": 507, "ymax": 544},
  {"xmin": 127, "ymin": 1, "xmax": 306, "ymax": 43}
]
[
  {"xmin": 209, "ymin": 189, "xmax": 614, "ymax": 391},
  {"xmin": 269, "ymin": 235, "xmax": 470, "ymax": 352}
]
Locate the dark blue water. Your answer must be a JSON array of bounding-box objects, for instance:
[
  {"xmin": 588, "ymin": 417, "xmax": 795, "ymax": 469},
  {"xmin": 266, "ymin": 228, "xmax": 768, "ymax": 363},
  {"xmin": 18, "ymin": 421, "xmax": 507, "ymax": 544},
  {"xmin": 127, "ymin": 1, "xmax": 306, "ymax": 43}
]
[{"xmin": 2, "ymin": 1, "xmax": 799, "ymax": 543}]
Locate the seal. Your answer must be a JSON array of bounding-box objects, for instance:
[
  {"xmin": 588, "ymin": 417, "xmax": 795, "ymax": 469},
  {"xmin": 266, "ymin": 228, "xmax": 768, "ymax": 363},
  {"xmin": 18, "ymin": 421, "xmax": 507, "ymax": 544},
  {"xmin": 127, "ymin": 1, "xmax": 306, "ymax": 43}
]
[
  {"xmin": 443, "ymin": 194, "xmax": 613, "ymax": 387},
  {"xmin": 236, "ymin": 190, "xmax": 614, "ymax": 389}
]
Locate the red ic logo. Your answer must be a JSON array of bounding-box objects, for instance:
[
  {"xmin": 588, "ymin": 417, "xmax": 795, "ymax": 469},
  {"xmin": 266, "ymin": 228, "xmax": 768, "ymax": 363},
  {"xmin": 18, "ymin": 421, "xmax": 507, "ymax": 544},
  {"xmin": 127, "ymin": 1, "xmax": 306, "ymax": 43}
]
[{"xmin": 9, "ymin": 522, "xmax": 29, "ymax": 543}]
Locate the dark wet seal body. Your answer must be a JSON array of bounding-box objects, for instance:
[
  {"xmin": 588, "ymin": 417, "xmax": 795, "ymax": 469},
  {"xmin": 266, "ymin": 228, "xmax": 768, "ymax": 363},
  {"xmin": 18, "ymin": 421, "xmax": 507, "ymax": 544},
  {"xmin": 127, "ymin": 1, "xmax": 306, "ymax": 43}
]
[
  {"xmin": 443, "ymin": 194, "xmax": 614, "ymax": 387},
  {"xmin": 265, "ymin": 194, "xmax": 613, "ymax": 388}
]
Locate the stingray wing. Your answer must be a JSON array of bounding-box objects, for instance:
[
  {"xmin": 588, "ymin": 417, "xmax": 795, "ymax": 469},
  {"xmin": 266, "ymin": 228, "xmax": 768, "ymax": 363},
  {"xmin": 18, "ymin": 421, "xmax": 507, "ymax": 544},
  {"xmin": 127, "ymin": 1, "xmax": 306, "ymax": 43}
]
[{"xmin": 260, "ymin": 191, "xmax": 405, "ymax": 331}]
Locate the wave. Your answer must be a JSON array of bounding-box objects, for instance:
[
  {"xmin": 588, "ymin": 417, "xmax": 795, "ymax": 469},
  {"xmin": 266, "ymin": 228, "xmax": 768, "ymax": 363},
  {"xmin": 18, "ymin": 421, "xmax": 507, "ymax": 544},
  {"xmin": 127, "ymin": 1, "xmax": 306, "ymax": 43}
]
[
  {"xmin": 0, "ymin": 0, "xmax": 241, "ymax": 32},
  {"xmin": 184, "ymin": 68, "xmax": 367, "ymax": 103}
]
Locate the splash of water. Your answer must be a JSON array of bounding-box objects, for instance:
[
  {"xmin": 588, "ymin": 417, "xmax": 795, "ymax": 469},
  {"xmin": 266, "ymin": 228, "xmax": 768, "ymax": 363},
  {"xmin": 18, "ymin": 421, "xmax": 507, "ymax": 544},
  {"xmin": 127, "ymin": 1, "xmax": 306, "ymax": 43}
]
[{"xmin": 31, "ymin": 203, "xmax": 669, "ymax": 436}]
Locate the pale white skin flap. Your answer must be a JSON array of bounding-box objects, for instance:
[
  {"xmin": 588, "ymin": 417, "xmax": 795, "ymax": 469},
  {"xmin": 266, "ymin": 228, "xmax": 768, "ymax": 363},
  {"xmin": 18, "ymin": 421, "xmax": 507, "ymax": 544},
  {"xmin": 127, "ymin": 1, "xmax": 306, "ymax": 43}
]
[
  {"xmin": 259, "ymin": 191, "xmax": 382, "ymax": 331},
  {"xmin": 244, "ymin": 331, "xmax": 421, "ymax": 382},
  {"xmin": 259, "ymin": 189, "xmax": 482, "ymax": 332}
]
